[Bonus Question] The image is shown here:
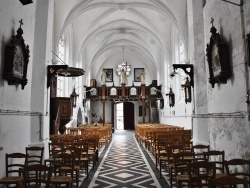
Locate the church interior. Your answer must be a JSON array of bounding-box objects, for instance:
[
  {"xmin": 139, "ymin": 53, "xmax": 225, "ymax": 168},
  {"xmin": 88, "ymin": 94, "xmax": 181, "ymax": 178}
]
[{"xmin": 1, "ymin": 0, "xmax": 250, "ymax": 187}]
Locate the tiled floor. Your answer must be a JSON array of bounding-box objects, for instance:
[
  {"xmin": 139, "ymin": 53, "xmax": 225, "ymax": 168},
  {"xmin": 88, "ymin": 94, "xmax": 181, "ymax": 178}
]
[{"xmin": 80, "ymin": 130, "xmax": 169, "ymax": 188}]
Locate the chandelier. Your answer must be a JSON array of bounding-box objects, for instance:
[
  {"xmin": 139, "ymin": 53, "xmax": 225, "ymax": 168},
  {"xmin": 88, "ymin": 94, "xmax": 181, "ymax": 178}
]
[{"xmin": 116, "ymin": 46, "xmax": 131, "ymax": 76}]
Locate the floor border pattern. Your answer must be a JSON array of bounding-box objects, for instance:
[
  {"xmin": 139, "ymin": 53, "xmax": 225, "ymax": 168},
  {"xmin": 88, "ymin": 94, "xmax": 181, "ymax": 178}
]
[{"xmin": 81, "ymin": 130, "xmax": 169, "ymax": 188}]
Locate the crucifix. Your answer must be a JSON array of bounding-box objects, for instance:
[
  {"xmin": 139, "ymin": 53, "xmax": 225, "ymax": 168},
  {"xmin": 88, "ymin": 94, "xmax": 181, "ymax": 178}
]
[
  {"xmin": 210, "ymin": 17, "xmax": 214, "ymax": 27},
  {"xmin": 19, "ymin": 19, "xmax": 23, "ymax": 28}
]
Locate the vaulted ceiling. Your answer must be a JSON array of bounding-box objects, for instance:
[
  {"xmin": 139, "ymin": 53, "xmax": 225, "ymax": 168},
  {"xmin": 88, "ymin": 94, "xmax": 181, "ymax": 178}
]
[{"xmin": 54, "ymin": 0, "xmax": 187, "ymax": 81}]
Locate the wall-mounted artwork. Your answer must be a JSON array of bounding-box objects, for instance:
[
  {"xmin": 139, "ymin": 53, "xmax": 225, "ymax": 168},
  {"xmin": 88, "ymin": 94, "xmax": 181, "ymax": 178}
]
[
  {"xmin": 134, "ymin": 68, "xmax": 144, "ymax": 82},
  {"xmin": 206, "ymin": 18, "xmax": 231, "ymax": 88},
  {"xmin": 3, "ymin": 19, "xmax": 30, "ymax": 90},
  {"xmin": 246, "ymin": 33, "xmax": 250, "ymax": 66},
  {"xmin": 103, "ymin": 68, "xmax": 113, "ymax": 82}
]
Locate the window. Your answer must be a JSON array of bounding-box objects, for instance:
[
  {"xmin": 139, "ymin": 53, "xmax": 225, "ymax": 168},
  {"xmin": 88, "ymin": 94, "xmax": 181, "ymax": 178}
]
[
  {"xmin": 57, "ymin": 36, "xmax": 65, "ymax": 97},
  {"xmin": 179, "ymin": 38, "xmax": 185, "ymax": 63},
  {"xmin": 179, "ymin": 37, "xmax": 185, "ymax": 100}
]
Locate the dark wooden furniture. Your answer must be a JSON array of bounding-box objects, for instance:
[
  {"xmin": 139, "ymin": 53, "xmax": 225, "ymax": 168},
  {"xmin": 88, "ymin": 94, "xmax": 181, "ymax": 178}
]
[
  {"xmin": 225, "ymin": 158, "xmax": 250, "ymax": 186},
  {"xmin": 172, "ymin": 151, "xmax": 195, "ymax": 187},
  {"xmin": 0, "ymin": 153, "xmax": 28, "ymax": 188},
  {"xmin": 85, "ymin": 80, "xmax": 163, "ymax": 124},
  {"xmin": 23, "ymin": 164, "xmax": 52, "ymax": 188},
  {"xmin": 25, "ymin": 146, "xmax": 44, "ymax": 165},
  {"xmin": 188, "ymin": 161, "xmax": 216, "ymax": 188},
  {"xmin": 208, "ymin": 176, "xmax": 248, "ymax": 188},
  {"xmin": 203, "ymin": 150, "xmax": 226, "ymax": 178},
  {"xmin": 50, "ymin": 97, "xmax": 72, "ymax": 134},
  {"xmin": 191, "ymin": 144, "xmax": 210, "ymax": 162}
]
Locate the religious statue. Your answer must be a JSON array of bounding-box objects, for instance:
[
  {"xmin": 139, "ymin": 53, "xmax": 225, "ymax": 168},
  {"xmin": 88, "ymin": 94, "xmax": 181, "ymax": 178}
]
[
  {"xmin": 140, "ymin": 69, "xmax": 146, "ymax": 85},
  {"xmin": 101, "ymin": 69, "xmax": 106, "ymax": 85},
  {"xmin": 120, "ymin": 68, "xmax": 126, "ymax": 84}
]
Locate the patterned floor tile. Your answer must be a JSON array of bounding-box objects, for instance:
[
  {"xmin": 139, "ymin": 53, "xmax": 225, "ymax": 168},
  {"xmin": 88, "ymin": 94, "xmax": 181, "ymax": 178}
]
[{"xmin": 81, "ymin": 130, "xmax": 169, "ymax": 188}]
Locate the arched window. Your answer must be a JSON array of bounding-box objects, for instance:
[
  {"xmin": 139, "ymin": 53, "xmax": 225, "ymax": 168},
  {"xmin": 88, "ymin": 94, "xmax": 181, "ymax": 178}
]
[
  {"xmin": 179, "ymin": 37, "xmax": 185, "ymax": 100},
  {"xmin": 179, "ymin": 37, "xmax": 185, "ymax": 63},
  {"xmin": 75, "ymin": 61, "xmax": 82, "ymax": 105},
  {"xmin": 57, "ymin": 36, "xmax": 66, "ymax": 97}
]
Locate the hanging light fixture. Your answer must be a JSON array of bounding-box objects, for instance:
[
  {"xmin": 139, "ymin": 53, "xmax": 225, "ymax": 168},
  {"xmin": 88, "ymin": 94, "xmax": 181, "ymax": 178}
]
[
  {"xmin": 166, "ymin": 87, "xmax": 175, "ymax": 107},
  {"xmin": 116, "ymin": 46, "xmax": 132, "ymax": 76},
  {"xmin": 181, "ymin": 77, "xmax": 192, "ymax": 103},
  {"xmin": 70, "ymin": 86, "xmax": 79, "ymax": 107}
]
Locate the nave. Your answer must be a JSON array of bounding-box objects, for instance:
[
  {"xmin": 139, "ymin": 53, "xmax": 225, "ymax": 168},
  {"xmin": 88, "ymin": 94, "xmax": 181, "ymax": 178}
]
[{"xmin": 81, "ymin": 130, "xmax": 169, "ymax": 188}]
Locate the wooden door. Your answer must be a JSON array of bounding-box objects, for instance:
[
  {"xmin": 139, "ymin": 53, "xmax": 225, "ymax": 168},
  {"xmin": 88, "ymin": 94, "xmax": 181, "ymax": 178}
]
[{"xmin": 123, "ymin": 102, "xmax": 134, "ymax": 130}]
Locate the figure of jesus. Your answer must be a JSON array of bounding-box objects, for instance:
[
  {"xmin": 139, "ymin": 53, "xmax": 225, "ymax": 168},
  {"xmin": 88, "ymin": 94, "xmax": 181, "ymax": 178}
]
[
  {"xmin": 120, "ymin": 68, "xmax": 126, "ymax": 84},
  {"xmin": 101, "ymin": 70, "xmax": 106, "ymax": 85},
  {"xmin": 140, "ymin": 69, "xmax": 146, "ymax": 85}
]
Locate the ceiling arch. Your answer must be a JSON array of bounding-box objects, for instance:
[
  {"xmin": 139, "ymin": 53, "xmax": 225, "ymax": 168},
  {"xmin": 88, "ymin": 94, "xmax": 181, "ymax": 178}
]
[
  {"xmin": 76, "ymin": 19, "xmax": 166, "ymax": 67},
  {"xmin": 89, "ymin": 41, "xmax": 157, "ymax": 76},
  {"xmin": 92, "ymin": 45, "xmax": 155, "ymax": 81},
  {"xmin": 54, "ymin": 0, "xmax": 187, "ymax": 81}
]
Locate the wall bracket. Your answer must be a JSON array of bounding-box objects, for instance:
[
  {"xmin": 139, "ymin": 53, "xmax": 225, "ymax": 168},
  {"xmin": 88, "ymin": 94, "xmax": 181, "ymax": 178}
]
[{"xmin": 173, "ymin": 64, "xmax": 194, "ymax": 87}]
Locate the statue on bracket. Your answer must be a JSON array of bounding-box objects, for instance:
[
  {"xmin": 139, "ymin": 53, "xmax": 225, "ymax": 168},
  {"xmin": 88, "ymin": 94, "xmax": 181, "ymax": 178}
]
[
  {"xmin": 206, "ymin": 17, "xmax": 231, "ymax": 88},
  {"xmin": 101, "ymin": 69, "xmax": 106, "ymax": 85},
  {"xmin": 120, "ymin": 68, "xmax": 126, "ymax": 84},
  {"xmin": 140, "ymin": 69, "xmax": 146, "ymax": 85}
]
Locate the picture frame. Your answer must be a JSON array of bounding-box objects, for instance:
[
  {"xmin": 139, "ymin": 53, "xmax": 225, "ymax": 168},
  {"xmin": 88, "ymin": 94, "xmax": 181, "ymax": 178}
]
[
  {"xmin": 246, "ymin": 33, "xmax": 250, "ymax": 66},
  {"xmin": 134, "ymin": 68, "xmax": 144, "ymax": 82},
  {"xmin": 206, "ymin": 19, "xmax": 231, "ymax": 88},
  {"xmin": 103, "ymin": 68, "xmax": 113, "ymax": 82},
  {"xmin": 3, "ymin": 19, "xmax": 30, "ymax": 90}
]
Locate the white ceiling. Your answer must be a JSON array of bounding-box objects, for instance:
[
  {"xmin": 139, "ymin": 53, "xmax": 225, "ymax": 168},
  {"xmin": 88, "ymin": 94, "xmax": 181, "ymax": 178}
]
[{"xmin": 54, "ymin": 0, "xmax": 187, "ymax": 80}]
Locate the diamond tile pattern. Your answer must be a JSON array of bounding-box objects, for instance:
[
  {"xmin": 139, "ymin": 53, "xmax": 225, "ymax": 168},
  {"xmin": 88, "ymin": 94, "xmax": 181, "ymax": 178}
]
[{"xmin": 84, "ymin": 130, "xmax": 163, "ymax": 188}]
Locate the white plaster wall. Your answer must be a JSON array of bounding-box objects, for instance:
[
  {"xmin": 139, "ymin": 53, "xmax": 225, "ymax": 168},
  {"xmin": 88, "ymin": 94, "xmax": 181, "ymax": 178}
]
[
  {"xmin": 246, "ymin": 0, "xmax": 250, "ymax": 32},
  {"xmin": 91, "ymin": 101, "xmax": 113, "ymax": 124},
  {"xmin": 159, "ymin": 23, "xmax": 192, "ymax": 130},
  {"xmin": 30, "ymin": 0, "xmax": 52, "ymax": 144},
  {"xmin": 0, "ymin": 0, "xmax": 53, "ymax": 177},
  {"xmin": 160, "ymin": 101, "xmax": 192, "ymax": 130},
  {"xmin": 187, "ymin": 0, "xmax": 209, "ymax": 144},
  {"xmin": 0, "ymin": 116, "xmax": 31, "ymax": 177},
  {"xmin": 203, "ymin": 0, "xmax": 250, "ymax": 159},
  {"xmin": 0, "ymin": 0, "xmax": 36, "ymax": 178},
  {"xmin": 209, "ymin": 117, "xmax": 250, "ymax": 159}
]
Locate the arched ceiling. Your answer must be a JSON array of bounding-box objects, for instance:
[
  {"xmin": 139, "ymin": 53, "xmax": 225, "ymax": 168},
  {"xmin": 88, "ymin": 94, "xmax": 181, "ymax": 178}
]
[{"xmin": 54, "ymin": 0, "xmax": 187, "ymax": 80}]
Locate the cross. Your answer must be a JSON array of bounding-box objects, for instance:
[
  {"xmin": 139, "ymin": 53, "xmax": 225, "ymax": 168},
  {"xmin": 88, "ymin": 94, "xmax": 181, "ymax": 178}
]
[
  {"xmin": 210, "ymin": 17, "xmax": 214, "ymax": 27},
  {"xmin": 19, "ymin": 19, "xmax": 23, "ymax": 28}
]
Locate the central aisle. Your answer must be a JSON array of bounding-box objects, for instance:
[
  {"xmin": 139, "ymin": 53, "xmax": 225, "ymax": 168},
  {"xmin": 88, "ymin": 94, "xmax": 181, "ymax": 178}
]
[{"xmin": 81, "ymin": 130, "xmax": 168, "ymax": 188}]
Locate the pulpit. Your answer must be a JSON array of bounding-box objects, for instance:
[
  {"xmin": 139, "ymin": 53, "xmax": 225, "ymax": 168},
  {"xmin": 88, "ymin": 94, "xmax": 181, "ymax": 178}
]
[{"xmin": 50, "ymin": 97, "xmax": 72, "ymax": 134}]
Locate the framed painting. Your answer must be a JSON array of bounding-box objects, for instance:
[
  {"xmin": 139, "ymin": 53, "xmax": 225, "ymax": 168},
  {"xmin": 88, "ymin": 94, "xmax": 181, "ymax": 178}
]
[
  {"xmin": 134, "ymin": 68, "xmax": 144, "ymax": 82},
  {"xmin": 206, "ymin": 18, "xmax": 231, "ymax": 88},
  {"xmin": 246, "ymin": 33, "xmax": 250, "ymax": 66},
  {"xmin": 103, "ymin": 68, "xmax": 113, "ymax": 82}
]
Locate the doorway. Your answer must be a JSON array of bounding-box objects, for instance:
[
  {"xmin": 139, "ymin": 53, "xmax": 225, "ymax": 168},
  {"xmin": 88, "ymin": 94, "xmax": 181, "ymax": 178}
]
[
  {"xmin": 123, "ymin": 102, "xmax": 135, "ymax": 130},
  {"xmin": 114, "ymin": 102, "xmax": 135, "ymax": 130},
  {"xmin": 116, "ymin": 103, "xmax": 124, "ymax": 130}
]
